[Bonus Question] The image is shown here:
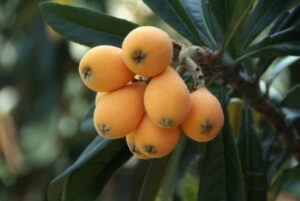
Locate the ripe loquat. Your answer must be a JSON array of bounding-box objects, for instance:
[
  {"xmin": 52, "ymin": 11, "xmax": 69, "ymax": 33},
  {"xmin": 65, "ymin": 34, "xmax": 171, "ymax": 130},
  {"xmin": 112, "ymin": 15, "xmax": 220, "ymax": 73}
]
[
  {"xmin": 93, "ymin": 82, "xmax": 146, "ymax": 139},
  {"xmin": 121, "ymin": 26, "xmax": 173, "ymax": 77},
  {"xmin": 126, "ymin": 133, "xmax": 151, "ymax": 160},
  {"xmin": 95, "ymin": 92, "xmax": 107, "ymax": 105},
  {"xmin": 133, "ymin": 114, "xmax": 181, "ymax": 158},
  {"xmin": 79, "ymin": 45, "xmax": 134, "ymax": 92},
  {"xmin": 144, "ymin": 66, "xmax": 191, "ymax": 128},
  {"xmin": 181, "ymin": 87, "xmax": 224, "ymax": 142}
]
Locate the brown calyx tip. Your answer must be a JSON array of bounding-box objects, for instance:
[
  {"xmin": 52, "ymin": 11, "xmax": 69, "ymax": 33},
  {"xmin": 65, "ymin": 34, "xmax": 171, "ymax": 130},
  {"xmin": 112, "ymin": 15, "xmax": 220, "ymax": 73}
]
[
  {"xmin": 159, "ymin": 118, "xmax": 175, "ymax": 128},
  {"xmin": 132, "ymin": 49, "xmax": 147, "ymax": 64},
  {"xmin": 82, "ymin": 66, "xmax": 93, "ymax": 80},
  {"xmin": 130, "ymin": 144, "xmax": 141, "ymax": 154},
  {"xmin": 200, "ymin": 120, "xmax": 213, "ymax": 134},
  {"xmin": 144, "ymin": 145, "xmax": 157, "ymax": 155},
  {"xmin": 98, "ymin": 124, "xmax": 111, "ymax": 135}
]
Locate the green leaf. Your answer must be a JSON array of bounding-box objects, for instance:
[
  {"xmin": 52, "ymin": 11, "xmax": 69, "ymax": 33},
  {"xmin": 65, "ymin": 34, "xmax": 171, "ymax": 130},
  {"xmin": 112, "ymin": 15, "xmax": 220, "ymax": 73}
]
[
  {"xmin": 160, "ymin": 135, "xmax": 188, "ymax": 201},
  {"xmin": 270, "ymin": 3, "xmax": 300, "ymax": 34},
  {"xmin": 256, "ymin": 58, "xmax": 275, "ymax": 78},
  {"xmin": 235, "ymin": 25, "xmax": 300, "ymax": 62},
  {"xmin": 39, "ymin": 2, "xmax": 138, "ymax": 47},
  {"xmin": 197, "ymin": 87, "xmax": 246, "ymax": 201},
  {"xmin": 208, "ymin": 0, "xmax": 237, "ymax": 34},
  {"xmin": 47, "ymin": 137, "xmax": 131, "ymax": 201},
  {"xmin": 143, "ymin": 0, "xmax": 204, "ymax": 44},
  {"xmin": 237, "ymin": 103, "xmax": 266, "ymax": 201},
  {"xmin": 138, "ymin": 156, "xmax": 171, "ymax": 201},
  {"xmin": 182, "ymin": 0, "xmax": 223, "ymax": 48},
  {"xmin": 79, "ymin": 102, "xmax": 95, "ymax": 134},
  {"xmin": 266, "ymin": 56, "xmax": 299, "ymax": 85},
  {"xmin": 241, "ymin": 0, "xmax": 299, "ymax": 49},
  {"xmin": 175, "ymin": 139, "xmax": 201, "ymax": 201},
  {"xmin": 281, "ymin": 83, "xmax": 300, "ymax": 109},
  {"xmin": 221, "ymin": 0, "xmax": 256, "ymax": 51}
]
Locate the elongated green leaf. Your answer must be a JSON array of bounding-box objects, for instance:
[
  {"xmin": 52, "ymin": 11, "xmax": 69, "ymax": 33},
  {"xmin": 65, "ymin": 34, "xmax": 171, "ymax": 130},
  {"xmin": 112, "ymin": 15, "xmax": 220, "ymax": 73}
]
[
  {"xmin": 176, "ymin": 139, "xmax": 201, "ymax": 201},
  {"xmin": 256, "ymin": 59, "xmax": 275, "ymax": 78},
  {"xmin": 160, "ymin": 135, "xmax": 188, "ymax": 201},
  {"xmin": 237, "ymin": 104, "xmax": 266, "ymax": 201},
  {"xmin": 39, "ymin": 2, "xmax": 137, "ymax": 47},
  {"xmin": 241, "ymin": 0, "xmax": 299, "ymax": 49},
  {"xmin": 79, "ymin": 102, "xmax": 95, "ymax": 134},
  {"xmin": 208, "ymin": 0, "xmax": 236, "ymax": 34},
  {"xmin": 235, "ymin": 25, "xmax": 300, "ymax": 62},
  {"xmin": 270, "ymin": 3, "xmax": 300, "ymax": 34},
  {"xmin": 197, "ymin": 88, "xmax": 246, "ymax": 201},
  {"xmin": 182, "ymin": 0, "xmax": 223, "ymax": 48},
  {"xmin": 138, "ymin": 156, "xmax": 171, "ymax": 201},
  {"xmin": 47, "ymin": 137, "xmax": 131, "ymax": 201},
  {"xmin": 266, "ymin": 56, "xmax": 299, "ymax": 85},
  {"xmin": 222, "ymin": 0, "xmax": 256, "ymax": 50},
  {"xmin": 281, "ymin": 83, "xmax": 300, "ymax": 109},
  {"xmin": 143, "ymin": 0, "xmax": 203, "ymax": 44},
  {"xmin": 197, "ymin": 134, "xmax": 226, "ymax": 201}
]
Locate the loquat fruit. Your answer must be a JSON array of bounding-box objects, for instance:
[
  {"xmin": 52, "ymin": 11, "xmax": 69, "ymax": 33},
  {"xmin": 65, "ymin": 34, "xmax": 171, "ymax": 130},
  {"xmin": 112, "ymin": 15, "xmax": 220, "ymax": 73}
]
[
  {"xmin": 126, "ymin": 133, "xmax": 151, "ymax": 160},
  {"xmin": 95, "ymin": 92, "xmax": 107, "ymax": 105},
  {"xmin": 79, "ymin": 45, "xmax": 134, "ymax": 92},
  {"xmin": 133, "ymin": 114, "xmax": 181, "ymax": 158},
  {"xmin": 144, "ymin": 66, "xmax": 191, "ymax": 128},
  {"xmin": 121, "ymin": 26, "xmax": 173, "ymax": 77},
  {"xmin": 93, "ymin": 82, "xmax": 146, "ymax": 139},
  {"xmin": 181, "ymin": 87, "xmax": 224, "ymax": 142}
]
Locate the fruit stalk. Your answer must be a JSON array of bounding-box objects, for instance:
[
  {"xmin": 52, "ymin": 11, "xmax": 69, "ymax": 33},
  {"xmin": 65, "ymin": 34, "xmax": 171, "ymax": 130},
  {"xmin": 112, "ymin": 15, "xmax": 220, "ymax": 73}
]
[{"xmin": 175, "ymin": 45, "xmax": 206, "ymax": 89}]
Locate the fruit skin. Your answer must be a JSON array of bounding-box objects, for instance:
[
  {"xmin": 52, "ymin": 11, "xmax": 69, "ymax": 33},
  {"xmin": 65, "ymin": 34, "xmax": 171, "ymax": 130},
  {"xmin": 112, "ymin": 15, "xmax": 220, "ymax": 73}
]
[
  {"xmin": 93, "ymin": 82, "xmax": 146, "ymax": 139},
  {"xmin": 79, "ymin": 45, "xmax": 134, "ymax": 92},
  {"xmin": 122, "ymin": 26, "xmax": 173, "ymax": 77},
  {"xmin": 133, "ymin": 114, "xmax": 180, "ymax": 158},
  {"xmin": 144, "ymin": 66, "xmax": 191, "ymax": 128},
  {"xmin": 95, "ymin": 92, "xmax": 107, "ymax": 105},
  {"xmin": 181, "ymin": 87, "xmax": 224, "ymax": 142},
  {"xmin": 126, "ymin": 133, "xmax": 150, "ymax": 160}
]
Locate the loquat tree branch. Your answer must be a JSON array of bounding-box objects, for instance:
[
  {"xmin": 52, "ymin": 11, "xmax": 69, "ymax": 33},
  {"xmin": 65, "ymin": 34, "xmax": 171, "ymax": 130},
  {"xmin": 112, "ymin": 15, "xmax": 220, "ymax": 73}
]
[{"xmin": 172, "ymin": 41, "xmax": 300, "ymax": 156}]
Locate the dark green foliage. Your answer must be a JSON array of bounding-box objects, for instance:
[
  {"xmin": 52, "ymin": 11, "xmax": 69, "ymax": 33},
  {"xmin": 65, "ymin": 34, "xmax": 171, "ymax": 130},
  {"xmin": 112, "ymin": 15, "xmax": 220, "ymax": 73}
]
[
  {"xmin": 39, "ymin": 2, "xmax": 137, "ymax": 47},
  {"xmin": 138, "ymin": 156, "xmax": 171, "ymax": 201},
  {"xmin": 281, "ymin": 84, "xmax": 300, "ymax": 109},
  {"xmin": 241, "ymin": 0, "xmax": 299, "ymax": 49},
  {"xmin": 237, "ymin": 104, "xmax": 266, "ymax": 201},
  {"xmin": 48, "ymin": 137, "xmax": 131, "ymax": 201},
  {"xmin": 143, "ymin": 0, "xmax": 205, "ymax": 45},
  {"xmin": 236, "ymin": 24, "xmax": 300, "ymax": 62}
]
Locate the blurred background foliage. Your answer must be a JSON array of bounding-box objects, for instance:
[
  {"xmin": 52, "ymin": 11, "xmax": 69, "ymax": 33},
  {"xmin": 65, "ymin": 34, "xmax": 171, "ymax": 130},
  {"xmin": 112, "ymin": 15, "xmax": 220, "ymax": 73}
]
[{"xmin": 0, "ymin": 0, "xmax": 300, "ymax": 201}]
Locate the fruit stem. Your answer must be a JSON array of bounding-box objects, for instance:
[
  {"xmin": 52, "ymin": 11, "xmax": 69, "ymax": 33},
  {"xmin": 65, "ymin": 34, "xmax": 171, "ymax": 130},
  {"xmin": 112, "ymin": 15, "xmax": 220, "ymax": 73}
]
[
  {"xmin": 183, "ymin": 57, "xmax": 205, "ymax": 89},
  {"xmin": 176, "ymin": 45, "xmax": 205, "ymax": 89}
]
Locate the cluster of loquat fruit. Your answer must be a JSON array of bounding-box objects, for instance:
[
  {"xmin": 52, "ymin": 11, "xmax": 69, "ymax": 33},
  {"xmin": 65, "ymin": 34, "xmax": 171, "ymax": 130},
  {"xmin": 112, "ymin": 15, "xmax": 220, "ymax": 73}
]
[{"xmin": 78, "ymin": 26, "xmax": 224, "ymax": 160}]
